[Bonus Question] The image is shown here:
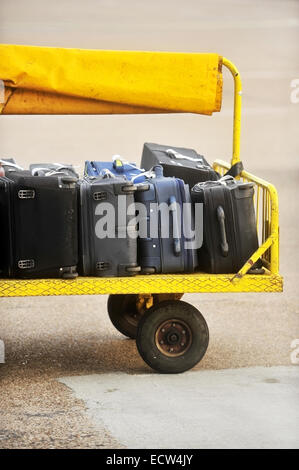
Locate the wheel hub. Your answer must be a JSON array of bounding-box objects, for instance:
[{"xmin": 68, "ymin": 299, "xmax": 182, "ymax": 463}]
[
  {"xmin": 166, "ymin": 330, "xmax": 181, "ymax": 344},
  {"xmin": 155, "ymin": 319, "xmax": 192, "ymax": 357}
]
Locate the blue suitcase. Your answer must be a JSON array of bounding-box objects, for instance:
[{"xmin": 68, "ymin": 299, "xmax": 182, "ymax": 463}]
[
  {"xmin": 85, "ymin": 157, "xmax": 146, "ymax": 183},
  {"xmin": 135, "ymin": 166, "xmax": 199, "ymax": 274}
]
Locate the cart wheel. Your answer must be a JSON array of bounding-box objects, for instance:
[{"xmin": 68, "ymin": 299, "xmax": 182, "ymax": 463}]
[
  {"xmin": 136, "ymin": 300, "xmax": 209, "ymax": 373},
  {"xmin": 107, "ymin": 294, "xmax": 144, "ymax": 339}
]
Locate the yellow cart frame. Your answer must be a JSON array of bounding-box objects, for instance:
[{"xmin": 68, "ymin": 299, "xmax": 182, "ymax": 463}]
[{"xmin": 0, "ymin": 57, "xmax": 283, "ymax": 298}]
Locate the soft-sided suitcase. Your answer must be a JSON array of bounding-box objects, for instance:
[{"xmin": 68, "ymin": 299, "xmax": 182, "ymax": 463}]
[
  {"xmin": 79, "ymin": 176, "xmax": 141, "ymax": 277},
  {"xmin": 30, "ymin": 163, "xmax": 79, "ymax": 178},
  {"xmin": 191, "ymin": 176, "xmax": 260, "ymax": 274},
  {"xmin": 135, "ymin": 165, "xmax": 198, "ymax": 274},
  {"xmin": 141, "ymin": 143, "xmax": 219, "ymax": 188},
  {"xmin": 0, "ymin": 172, "xmax": 78, "ymax": 278},
  {"xmin": 85, "ymin": 157, "xmax": 146, "ymax": 183}
]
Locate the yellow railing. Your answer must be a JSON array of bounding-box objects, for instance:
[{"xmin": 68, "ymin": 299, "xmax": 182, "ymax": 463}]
[
  {"xmin": 222, "ymin": 57, "xmax": 242, "ymax": 166},
  {"xmin": 219, "ymin": 58, "xmax": 279, "ymax": 279},
  {"xmin": 213, "ymin": 160, "xmax": 280, "ymax": 278}
]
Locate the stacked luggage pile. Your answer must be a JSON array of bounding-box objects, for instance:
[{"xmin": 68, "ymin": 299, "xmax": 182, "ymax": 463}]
[{"xmin": 0, "ymin": 144, "xmax": 262, "ymax": 280}]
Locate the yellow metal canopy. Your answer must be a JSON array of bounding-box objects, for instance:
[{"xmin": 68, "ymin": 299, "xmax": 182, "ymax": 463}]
[{"xmin": 0, "ymin": 44, "xmax": 223, "ymax": 115}]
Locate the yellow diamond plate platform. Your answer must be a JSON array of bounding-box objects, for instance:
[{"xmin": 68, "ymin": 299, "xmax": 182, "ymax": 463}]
[{"xmin": 0, "ymin": 272, "xmax": 283, "ymax": 298}]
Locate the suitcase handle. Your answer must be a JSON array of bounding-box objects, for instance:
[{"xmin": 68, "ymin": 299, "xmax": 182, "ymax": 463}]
[
  {"xmin": 169, "ymin": 196, "xmax": 181, "ymax": 256},
  {"xmin": 58, "ymin": 176, "xmax": 78, "ymax": 188},
  {"xmin": 217, "ymin": 206, "xmax": 229, "ymax": 257},
  {"xmin": 165, "ymin": 148, "xmax": 204, "ymax": 163}
]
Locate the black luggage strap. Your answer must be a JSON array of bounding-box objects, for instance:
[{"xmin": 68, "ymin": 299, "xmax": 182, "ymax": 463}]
[{"xmin": 223, "ymin": 161, "xmax": 244, "ymax": 178}]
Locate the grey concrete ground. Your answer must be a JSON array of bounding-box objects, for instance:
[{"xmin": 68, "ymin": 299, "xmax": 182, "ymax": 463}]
[
  {"xmin": 60, "ymin": 367, "xmax": 299, "ymax": 449},
  {"xmin": 0, "ymin": 0, "xmax": 299, "ymax": 449}
]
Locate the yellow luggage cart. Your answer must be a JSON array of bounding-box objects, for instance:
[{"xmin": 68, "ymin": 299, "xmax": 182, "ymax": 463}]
[{"xmin": 0, "ymin": 47, "xmax": 283, "ymax": 373}]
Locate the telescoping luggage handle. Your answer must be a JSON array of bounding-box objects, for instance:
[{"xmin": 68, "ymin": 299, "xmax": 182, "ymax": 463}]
[
  {"xmin": 217, "ymin": 206, "xmax": 229, "ymax": 257},
  {"xmin": 169, "ymin": 196, "xmax": 181, "ymax": 256},
  {"xmin": 151, "ymin": 166, "xmax": 182, "ymax": 256}
]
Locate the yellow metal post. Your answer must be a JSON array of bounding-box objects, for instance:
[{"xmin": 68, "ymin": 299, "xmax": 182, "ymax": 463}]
[{"xmin": 222, "ymin": 58, "xmax": 242, "ymax": 166}]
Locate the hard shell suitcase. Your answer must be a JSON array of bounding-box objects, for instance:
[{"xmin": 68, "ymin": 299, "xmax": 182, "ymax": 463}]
[
  {"xmin": 191, "ymin": 177, "xmax": 260, "ymax": 274},
  {"xmin": 30, "ymin": 163, "xmax": 79, "ymax": 178},
  {"xmin": 79, "ymin": 176, "xmax": 141, "ymax": 277},
  {"xmin": 0, "ymin": 172, "xmax": 78, "ymax": 278},
  {"xmin": 85, "ymin": 157, "xmax": 146, "ymax": 183},
  {"xmin": 135, "ymin": 165, "xmax": 199, "ymax": 274},
  {"xmin": 140, "ymin": 143, "xmax": 219, "ymax": 188}
]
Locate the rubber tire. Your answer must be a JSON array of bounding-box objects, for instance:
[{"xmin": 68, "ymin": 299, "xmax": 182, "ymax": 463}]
[
  {"xmin": 107, "ymin": 294, "xmax": 142, "ymax": 339},
  {"xmin": 136, "ymin": 300, "xmax": 209, "ymax": 373}
]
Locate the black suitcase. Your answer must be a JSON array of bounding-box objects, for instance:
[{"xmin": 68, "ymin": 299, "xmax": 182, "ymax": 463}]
[
  {"xmin": 0, "ymin": 172, "xmax": 78, "ymax": 278},
  {"xmin": 135, "ymin": 165, "xmax": 198, "ymax": 274},
  {"xmin": 191, "ymin": 176, "xmax": 260, "ymax": 274},
  {"xmin": 141, "ymin": 143, "xmax": 219, "ymax": 188},
  {"xmin": 79, "ymin": 176, "xmax": 141, "ymax": 277}
]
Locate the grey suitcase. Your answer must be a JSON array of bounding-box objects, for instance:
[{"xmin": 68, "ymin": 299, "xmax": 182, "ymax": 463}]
[{"xmin": 79, "ymin": 176, "xmax": 141, "ymax": 277}]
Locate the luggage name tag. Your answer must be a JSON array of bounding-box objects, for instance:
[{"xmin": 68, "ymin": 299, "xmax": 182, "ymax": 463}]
[{"xmin": 113, "ymin": 157, "xmax": 125, "ymax": 174}]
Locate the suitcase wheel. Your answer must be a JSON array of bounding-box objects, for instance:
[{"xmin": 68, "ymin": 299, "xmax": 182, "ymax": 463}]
[
  {"xmin": 136, "ymin": 300, "xmax": 209, "ymax": 373},
  {"xmin": 61, "ymin": 266, "xmax": 78, "ymax": 279},
  {"xmin": 142, "ymin": 267, "xmax": 156, "ymax": 274},
  {"xmin": 135, "ymin": 183, "xmax": 150, "ymax": 192},
  {"xmin": 125, "ymin": 266, "xmax": 142, "ymax": 274},
  {"xmin": 121, "ymin": 185, "xmax": 136, "ymax": 194}
]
